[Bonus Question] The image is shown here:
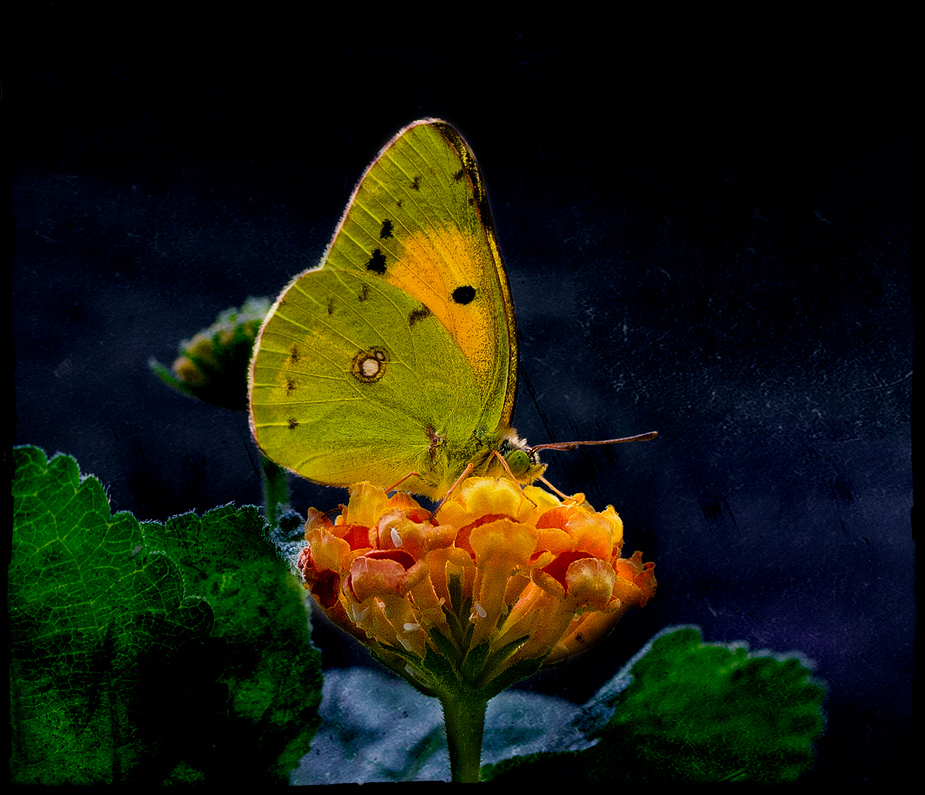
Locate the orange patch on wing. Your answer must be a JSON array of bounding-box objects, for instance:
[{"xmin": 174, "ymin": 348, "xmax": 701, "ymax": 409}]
[{"xmin": 385, "ymin": 228, "xmax": 502, "ymax": 390}]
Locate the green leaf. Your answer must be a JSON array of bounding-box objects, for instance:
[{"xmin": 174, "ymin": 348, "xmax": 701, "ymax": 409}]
[
  {"xmin": 599, "ymin": 626, "xmax": 826, "ymax": 782},
  {"xmin": 142, "ymin": 504, "xmax": 323, "ymax": 781},
  {"xmin": 483, "ymin": 625, "xmax": 826, "ymax": 783},
  {"xmin": 10, "ymin": 445, "xmax": 322, "ymax": 785}
]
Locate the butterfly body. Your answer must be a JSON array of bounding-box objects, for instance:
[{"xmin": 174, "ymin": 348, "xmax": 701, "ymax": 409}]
[{"xmin": 249, "ymin": 119, "xmax": 546, "ymax": 499}]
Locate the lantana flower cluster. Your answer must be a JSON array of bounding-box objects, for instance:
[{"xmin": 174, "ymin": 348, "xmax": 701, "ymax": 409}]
[{"xmin": 297, "ymin": 476, "xmax": 655, "ymax": 699}]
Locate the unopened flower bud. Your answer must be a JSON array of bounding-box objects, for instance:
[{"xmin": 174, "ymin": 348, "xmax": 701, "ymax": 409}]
[{"xmin": 150, "ymin": 297, "xmax": 270, "ymax": 410}]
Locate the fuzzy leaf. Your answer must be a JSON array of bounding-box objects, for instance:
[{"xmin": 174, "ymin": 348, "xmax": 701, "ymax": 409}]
[
  {"xmin": 483, "ymin": 625, "xmax": 826, "ymax": 783},
  {"xmin": 10, "ymin": 446, "xmax": 322, "ymax": 785}
]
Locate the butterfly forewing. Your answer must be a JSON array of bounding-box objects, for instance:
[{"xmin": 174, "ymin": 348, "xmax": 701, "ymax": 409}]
[{"xmin": 323, "ymin": 120, "xmax": 516, "ymax": 428}]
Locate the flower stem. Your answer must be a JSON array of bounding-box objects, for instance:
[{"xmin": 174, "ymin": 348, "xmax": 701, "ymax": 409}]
[
  {"xmin": 440, "ymin": 693, "xmax": 488, "ymax": 783},
  {"xmin": 259, "ymin": 453, "xmax": 290, "ymax": 529}
]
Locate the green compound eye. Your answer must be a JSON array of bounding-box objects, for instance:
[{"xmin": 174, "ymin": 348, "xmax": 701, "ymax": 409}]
[{"xmin": 504, "ymin": 448, "xmax": 532, "ymax": 477}]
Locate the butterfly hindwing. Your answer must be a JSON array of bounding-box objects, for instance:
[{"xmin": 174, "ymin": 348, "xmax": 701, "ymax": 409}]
[{"xmin": 249, "ymin": 268, "xmax": 490, "ymax": 494}]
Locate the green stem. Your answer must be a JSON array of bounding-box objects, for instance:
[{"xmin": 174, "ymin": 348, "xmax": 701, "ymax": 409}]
[
  {"xmin": 440, "ymin": 693, "xmax": 488, "ymax": 783},
  {"xmin": 259, "ymin": 453, "xmax": 290, "ymax": 529}
]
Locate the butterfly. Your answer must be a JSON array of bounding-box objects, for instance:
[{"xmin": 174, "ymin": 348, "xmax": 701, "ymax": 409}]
[{"xmin": 247, "ymin": 119, "xmax": 655, "ymax": 501}]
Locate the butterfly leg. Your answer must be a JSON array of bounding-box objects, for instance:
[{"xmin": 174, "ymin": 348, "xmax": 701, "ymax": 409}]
[
  {"xmin": 432, "ymin": 463, "xmax": 475, "ymax": 514},
  {"xmin": 536, "ymin": 474, "xmax": 574, "ymax": 501},
  {"xmin": 385, "ymin": 471, "xmax": 425, "ymax": 493}
]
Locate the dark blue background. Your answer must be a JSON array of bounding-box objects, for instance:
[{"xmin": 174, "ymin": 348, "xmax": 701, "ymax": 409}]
[{"xmin": 9, "ymin": 10, "xmax": 912, "ymax": 785}]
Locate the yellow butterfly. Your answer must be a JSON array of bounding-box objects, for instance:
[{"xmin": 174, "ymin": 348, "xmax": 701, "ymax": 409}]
[{"xmin": 248, "ymin": 119, "xmax": 655, "ymax": 500}]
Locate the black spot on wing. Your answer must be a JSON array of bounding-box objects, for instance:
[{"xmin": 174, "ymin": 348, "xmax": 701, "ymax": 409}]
[
  {"xmin": 288, "ymin": 343, "xmax": 300, "ymax": 365},
  {"xmin": 286, "ymin": 378, "xmax": 297, "ymax": 395},
  {"xmin": 367, "ymin": 248, "xmax": 387, "ymax": 274},
  {"xmin": 288, "ymin": 417, "xmax": 299, "ymax": 430},
  {"xmin": 453, "ymin": 168, "xmax": 465, "ymax": 181},
  {"xmin": 326, "ymin": 297, "xmax": 335, "ymax": 315},
  {"xmin": 380, "ymin": 219, "xmax": 394, "ymax": 239},
  {"xmin": 358, "ymin": 284, "xmax": 370, "ymax": 302},
  {"xmin": 452, "ymin": 285, "xmax": 476, "ymax": 305},
  {"xmin": 410, "ymin": 176, "xmax": 421, "ymax": 191},
  {"xmin": 408, "ymin": 305, "xmax": 431, "ymax": 327}
]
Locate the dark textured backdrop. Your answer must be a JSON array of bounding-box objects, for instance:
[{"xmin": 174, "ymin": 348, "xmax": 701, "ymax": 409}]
[{"xmin": 9, "ymin": 10, "xmax": 912, "ymax": 785}]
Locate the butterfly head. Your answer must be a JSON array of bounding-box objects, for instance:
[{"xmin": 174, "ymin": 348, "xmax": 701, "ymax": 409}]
[{"xmin": 497, "ymin": 431, "xmax": 547, "ymax": 485}]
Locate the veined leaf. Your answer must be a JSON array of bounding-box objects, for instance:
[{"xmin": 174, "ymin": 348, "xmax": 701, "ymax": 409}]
[{"xmin": 10, "ymin": 445, "xmax": 322, "ymax": 785}]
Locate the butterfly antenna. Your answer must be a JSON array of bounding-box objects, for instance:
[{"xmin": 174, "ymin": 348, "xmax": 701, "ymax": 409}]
[
  {"xmin": 531, "ymin": 432, "xmax": 658, "ymax": 501},
  {"xmin": 529, "ymin": 430, "xmax": 658, "ymax": 453}
]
